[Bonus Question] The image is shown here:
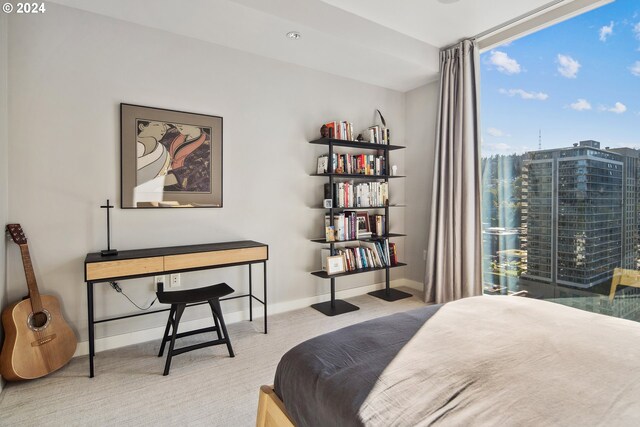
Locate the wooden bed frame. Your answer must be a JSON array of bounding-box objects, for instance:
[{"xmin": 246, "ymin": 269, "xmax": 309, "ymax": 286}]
[{"xmin": 257, "ymin": 385, "xmax": 295, "ymax": 427}]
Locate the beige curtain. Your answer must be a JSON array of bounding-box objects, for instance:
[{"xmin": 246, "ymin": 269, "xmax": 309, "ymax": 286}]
[{"xmin": 425, "ymin": 39, "xmax": 482, "ymax": 304}]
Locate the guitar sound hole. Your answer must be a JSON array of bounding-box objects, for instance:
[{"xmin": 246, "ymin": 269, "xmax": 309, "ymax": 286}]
[{"xmin": 29, "ymin": 311, "xmax": 49, "ymax": 329}]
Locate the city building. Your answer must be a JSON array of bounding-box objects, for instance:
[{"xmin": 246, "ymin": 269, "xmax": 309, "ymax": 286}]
[{"xmin": 522, "ymin": 140, "xmax": 639, "ymax": 289}]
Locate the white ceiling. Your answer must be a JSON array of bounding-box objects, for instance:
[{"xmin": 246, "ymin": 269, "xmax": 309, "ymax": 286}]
[
  {"xmin": 321, "ymin": 0, "xmax": 559, "ymax": 48},
  {"xmin": 47, "ymin": 0, "xmax": 578, "ymax": 92}
]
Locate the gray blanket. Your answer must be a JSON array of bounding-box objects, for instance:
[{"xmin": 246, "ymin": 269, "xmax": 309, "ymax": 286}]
[
  {"xmin": 274, "ymin": 305, "xmax": 443, "ymax": 426},
  {"xmin": 275, "ymin": 297, "xmax": 640, "ymax": 426}
]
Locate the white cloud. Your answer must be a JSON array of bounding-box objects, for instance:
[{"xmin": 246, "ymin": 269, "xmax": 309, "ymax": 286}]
[
  {"xmin": 557, "ymin": 54, "xmax": 581, "ymax": 78},
  {"xmin": 599, "ymin": 21, "xmax": 614, "ymax": 41},
  {"xmin": 601, "ymin": 102, "xmax": 627, "ymax": 114},
  {"xmin": 630, "ymin": 61, "xmax": 640, "ymax": 76},
  {"xmin": 487, "ymin": 127, "xmax": 509, "ymax": 137},
  {"xmin": 570, "ymin": 99, "xmax": 592, "ymax": 111},
  {"xmin": 634, "ymin": 22, "xmax": 640, "ymax": 39},
  {"xmin": 498, "ymin": 88, "xmax": 548, "ymax": 100},
  {"xmin": 489, "ymin": 51, "xmax": 521, "ymax": 74}
]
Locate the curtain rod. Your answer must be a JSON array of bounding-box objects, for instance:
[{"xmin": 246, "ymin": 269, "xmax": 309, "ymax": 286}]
[{"xmin": 440, "ymin": 0, "xmax": 569, "ymax": 51}]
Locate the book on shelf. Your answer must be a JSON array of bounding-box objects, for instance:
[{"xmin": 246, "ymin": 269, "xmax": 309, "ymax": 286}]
[
  {"xmin": 320, "ymin": 121, "xmax": 390, "ymax": 145},
  {"xmin": 320, "ymin": 247, "xmax": 331, "ymax": 271},
  {"xmin": 323, "ymin": 241, "xmax": 397, "ymax": 272},
  {"xmin": 323, "ymin": 121, "xmax": 354, "ymax": 141},
  {"xmin": 316, "ymin": 153, "xmax": 386, "ymax": 176},
  {"xmin": 388, "ymin": 242, "xmax": 398, "ymax": 266},
  {"xmin": 325, "ymin": 211, "xmax": 359, "ymax": 241},
  {"xmin": 324, "ymin": 182, "xmax": 389, "ymax": 208},
  {"xmin": 368, "ymin": 214, "xmax": 386, "ymax": 236},
  {"xmin": 366, "ymin": 125, "xmax": 390, "ymax": 145}
]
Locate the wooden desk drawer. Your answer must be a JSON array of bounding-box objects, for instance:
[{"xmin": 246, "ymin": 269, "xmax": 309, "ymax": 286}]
[
  {"xmin": 86, "ymin": 257, "xmax": 164, "ymax": 281},
  {"xmin": 164, "ymin": 247, "xmax": 267, "ymax": 271}
]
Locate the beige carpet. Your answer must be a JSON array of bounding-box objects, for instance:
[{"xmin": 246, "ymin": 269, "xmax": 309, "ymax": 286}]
[{"xmin": 0, "ymin": 288, "xmax": 426, "ymax": 426}]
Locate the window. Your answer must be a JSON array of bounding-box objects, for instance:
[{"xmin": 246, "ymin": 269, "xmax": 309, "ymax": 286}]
[{"xmin": 480, "ymin": 0, "xmax": 640, "ymax": 321}]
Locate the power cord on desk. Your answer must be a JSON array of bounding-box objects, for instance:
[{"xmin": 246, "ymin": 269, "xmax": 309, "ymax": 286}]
[{"xmin": 110, "ymin": 281, "xmax": 157, "ymax": 310}]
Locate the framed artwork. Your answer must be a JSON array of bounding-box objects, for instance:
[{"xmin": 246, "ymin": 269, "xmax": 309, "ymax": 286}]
[
  {"xmin": 326, "ymin": 255, "xmax": 346, "ymax": 275},
  {"xmin": 121, "ymin": 103, "xmax": 223, "ymax": 208}
]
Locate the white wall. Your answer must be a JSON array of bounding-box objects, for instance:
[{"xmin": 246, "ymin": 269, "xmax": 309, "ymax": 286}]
[
  {"xmin": 0, "ymin": 12, "xmax": 9, "ymax": 392},
  {"xmin": 6, "ymin": 4, "xmax": 407, "ymax": 345},
  {"xmin": 404, "ymin": 82, "xmax": 439, "ymax": 288}
]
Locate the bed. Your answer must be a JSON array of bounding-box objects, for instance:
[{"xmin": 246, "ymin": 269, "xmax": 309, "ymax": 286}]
[{"xmin": 257, "ymin": 295, "xmax": 640, "ymax": 426}]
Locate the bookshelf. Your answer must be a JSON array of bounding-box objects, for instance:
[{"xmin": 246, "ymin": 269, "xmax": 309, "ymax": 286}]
[{"xmin": 309, "ymin": 137, "xmax": 410, "ymax": 316}]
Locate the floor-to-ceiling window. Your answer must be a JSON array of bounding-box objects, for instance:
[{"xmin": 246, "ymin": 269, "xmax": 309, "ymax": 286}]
[{"xmin": 480, "ymin": 0, "xmax": 640, "ymax": 321}]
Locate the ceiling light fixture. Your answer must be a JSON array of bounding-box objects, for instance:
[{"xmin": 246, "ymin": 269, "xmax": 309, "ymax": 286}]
[{"xmin": 286, "ymin": 31, "xmax": 302, "ymax": 40}]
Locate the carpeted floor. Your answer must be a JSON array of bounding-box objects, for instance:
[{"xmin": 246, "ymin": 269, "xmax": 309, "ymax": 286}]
[{"xmin": 0, "ymin": 288, "xmax": 426, "ymax": 426}]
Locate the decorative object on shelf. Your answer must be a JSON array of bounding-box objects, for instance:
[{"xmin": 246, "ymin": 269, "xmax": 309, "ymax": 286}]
[
  {"xmin": 320, "ymin": 124, "xmax": 330, "ymax": 138},
  {"xmin": 391, "ymin": 165, "xmax": 398, "ymax": 176},
  {"xmin": 326, "ymin": 255, "xmax": 346, "ymax": 275},
  {"xmin": 317, "ymin": 156, "xmax": 329, "ymax": 174},
  {"xmin": 100, "ymin": 199, "xmax": 118, "ymax": 256},
  {"xmin": 323, "ymin": 199, "xmax": 333, "ymax": 208},
  {"xmin": 121, "ymin": 103, "xmax": 223, "ymax": 208},
  {"xmin": 376, "ymin": 109, "xmax": 387, "ymax": 127}
]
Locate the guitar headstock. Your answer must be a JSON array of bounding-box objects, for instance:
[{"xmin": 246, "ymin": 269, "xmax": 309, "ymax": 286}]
[{"xmin": 6, "ymin": 224, "xmax": 27, "ymax": 245}]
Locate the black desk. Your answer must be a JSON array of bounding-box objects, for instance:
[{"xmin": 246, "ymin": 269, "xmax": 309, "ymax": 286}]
[{"xmin": 84, "ymin": 240, "xmax": 268, "ymax": 378}]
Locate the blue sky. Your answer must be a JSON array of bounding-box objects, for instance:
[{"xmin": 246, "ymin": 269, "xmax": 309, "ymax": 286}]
[{"xmin": 481, "ymin": 0, "xmax": 640, "ymax": 156}]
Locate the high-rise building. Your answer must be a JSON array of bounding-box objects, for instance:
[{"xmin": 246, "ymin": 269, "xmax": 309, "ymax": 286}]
[{"xmin": 522, "ymin": 140, "xmax": 639, "ymax": 289}]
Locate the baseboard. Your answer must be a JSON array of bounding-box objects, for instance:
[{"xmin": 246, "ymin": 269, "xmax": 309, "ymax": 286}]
[{"xmin": 73, "ymin": 278, "xmax": 421, "ymax": 358}]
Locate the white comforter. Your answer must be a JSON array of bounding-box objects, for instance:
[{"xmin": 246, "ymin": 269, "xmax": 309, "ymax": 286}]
[{"xmin": 359, "ymin": 296, "xmax": 640, "ymax": 426}]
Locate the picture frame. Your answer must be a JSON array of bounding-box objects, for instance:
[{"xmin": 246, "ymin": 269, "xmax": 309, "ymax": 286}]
[
  {"xmin": 356, "ymin": 212, "xmax": 371, "ymax": 237},
  {"xmin": 317, "ymin": 155, "xmax": 329, "ymax": 174},
  {"xmin": 326, "ymin": 255, "xmax": 346, "ymax": 275},
  {"xmin": 121, "ymin": 103, "xmax": 223, "ymax": 208}
]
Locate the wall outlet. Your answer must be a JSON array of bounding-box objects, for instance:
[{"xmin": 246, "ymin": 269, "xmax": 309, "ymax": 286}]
[
  {"xmin": 423, "ymin": 249, "xmax": 427, "ymax": 261},
  {"xmin": 170, "ymin": 273, "xmax": 181, "ymax": 288},
  {"xmin": 154, "ymin": 275, "xmax": 165, "ymax": 291}
]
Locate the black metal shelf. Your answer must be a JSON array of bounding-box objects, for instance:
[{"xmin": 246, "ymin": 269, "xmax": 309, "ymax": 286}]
[
  {"xmin": 310, "ymin": 173, "xmax": 405, "ymax": 179},
  {"xmin": 311, "ymin": 204, "xmax": 406, "ymax": 210},
  {"xmin": 311, "ymin": 262, "xmax": 407, "ymax": 279},
  {"xmin": 310, "ymin": 233, "xmax": 406, "ymax": 244},
  {"xmin": 309, "ymin": 135, "xmax": 412, "ymax": 316},
  {"xmin": 309, "ymin": 138, "xmax": 406, "ymax": 151}
]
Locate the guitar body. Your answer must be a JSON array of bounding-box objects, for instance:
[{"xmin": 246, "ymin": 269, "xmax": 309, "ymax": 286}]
[
  {"xmin": 1, "ymin": 224, "xmax": 78, "ymax": 381},
  {"xmin": 1, "ymin": 295, "xmax": 77, "ymax": 380}
]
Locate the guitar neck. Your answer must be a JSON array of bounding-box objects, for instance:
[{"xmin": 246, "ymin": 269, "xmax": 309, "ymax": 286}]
[{"xmin": 19, "ymin": 244, "xmax": 43, "ymax": 312}]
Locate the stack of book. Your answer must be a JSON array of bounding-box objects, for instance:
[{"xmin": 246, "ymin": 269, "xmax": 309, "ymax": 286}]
[
  {"xmin": 321, "ymin": 241, "xmax": 398, "ymax": 272},
  {"xmin": 317, "ymin": 153, "xmax": 386, "ymax": 175},
  {"xmin": 324, "ymin": 182, "xmax": 389, "ymax": 208},
  {"xmin": 367, "ymin": 125, "xmax": 390, "ymax": 144},
  {"xmin": 325, "ymin": 211, "xmax": 357, "ymax": 242},
  {"xmin": 323, "ymin": 121, "xmax": 354, "ymax": 140}
]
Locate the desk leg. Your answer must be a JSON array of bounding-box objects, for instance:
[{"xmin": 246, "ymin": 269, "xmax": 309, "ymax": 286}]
[
  {"xmin": 263, "ymin": 261, "xmax": 267, "ymax": 334},
  {"xmin": 87, "ymin": 281, "xmax": 95, "ymax": 378},
  {"xmin": 249, "ymin": 264, "xmax": 253, "ymax": 322}
]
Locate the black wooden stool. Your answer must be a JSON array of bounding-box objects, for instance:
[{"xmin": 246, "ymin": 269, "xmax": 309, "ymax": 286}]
[{"xmin": 156, "ymin": 282, "xmax": 235, "ymax": 375}]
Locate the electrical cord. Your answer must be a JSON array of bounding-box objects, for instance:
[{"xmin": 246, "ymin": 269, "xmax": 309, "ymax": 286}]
[{"xmin": 110, "ymin": 282, "xmax": 157, "ymax": 311}]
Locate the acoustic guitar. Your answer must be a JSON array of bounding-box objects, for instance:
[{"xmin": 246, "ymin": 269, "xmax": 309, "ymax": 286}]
[{"xmin": 0, "ymin": 224, "xmax": 77, "ymax": 381}]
